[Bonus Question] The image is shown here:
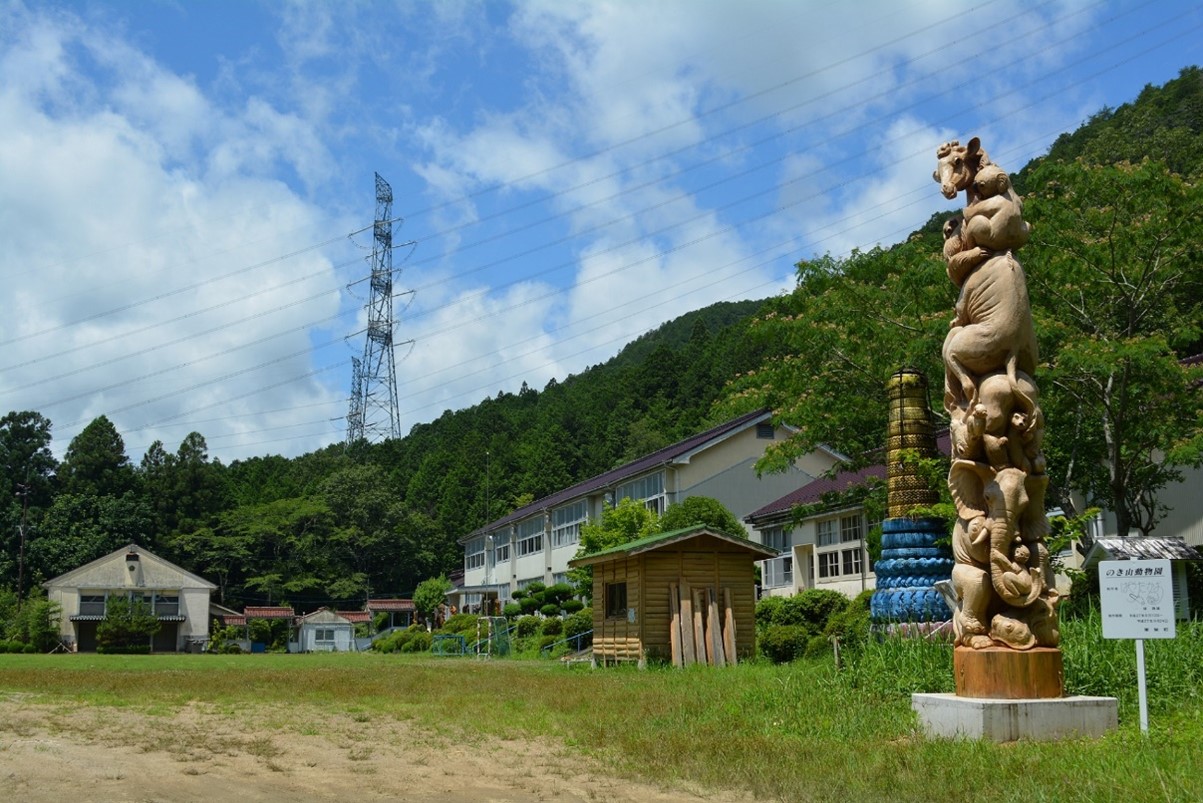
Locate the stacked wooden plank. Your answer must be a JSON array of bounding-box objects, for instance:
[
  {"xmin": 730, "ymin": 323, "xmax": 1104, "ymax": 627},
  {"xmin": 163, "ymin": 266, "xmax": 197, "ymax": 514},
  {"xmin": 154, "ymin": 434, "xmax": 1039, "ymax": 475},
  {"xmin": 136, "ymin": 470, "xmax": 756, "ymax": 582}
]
[{"xmin": 668, "ymin": 583, "xmax": 737, "ymax": 667}]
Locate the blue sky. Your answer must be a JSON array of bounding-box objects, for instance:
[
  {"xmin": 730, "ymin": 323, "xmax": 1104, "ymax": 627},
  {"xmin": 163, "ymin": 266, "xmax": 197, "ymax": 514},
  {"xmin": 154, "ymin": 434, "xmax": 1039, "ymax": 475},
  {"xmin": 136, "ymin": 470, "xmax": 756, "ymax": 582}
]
[{"xmin": 0, "ymin": 0, "xmax": 1199, "ymax": 463}]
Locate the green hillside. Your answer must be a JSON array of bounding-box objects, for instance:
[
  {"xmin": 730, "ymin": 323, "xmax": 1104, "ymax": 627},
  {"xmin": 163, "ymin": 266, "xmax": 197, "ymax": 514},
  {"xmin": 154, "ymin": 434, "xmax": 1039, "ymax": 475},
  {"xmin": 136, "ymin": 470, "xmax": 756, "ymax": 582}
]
[{"xmin": 2, "ymin": 67, "xmax": 1200, "ymax": 609}]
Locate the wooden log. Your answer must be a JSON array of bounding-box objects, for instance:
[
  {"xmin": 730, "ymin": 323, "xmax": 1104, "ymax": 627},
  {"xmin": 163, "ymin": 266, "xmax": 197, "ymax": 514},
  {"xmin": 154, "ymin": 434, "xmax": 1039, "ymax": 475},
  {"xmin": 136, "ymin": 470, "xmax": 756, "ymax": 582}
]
[
  {"xmin": 679, "ymin": 584, "xmax": 695, "ymax": 666},
  {"xmin": 722, "ymin": 587, "xmax": 737, "ymax": 666},
  {"xmin": 954, "ymin": 646, "xmax": 1064, "ymax": 699},
  {"xmin": 695, "ymin": 589, "xmax": 710, "ymax": 665},
  {"xmin": 669, "ymin": 583, "xmax": 682, "ymax": 668},
  {"xmin": 708, "ymin": 588, "xmax": 725, "ymax": 668}
]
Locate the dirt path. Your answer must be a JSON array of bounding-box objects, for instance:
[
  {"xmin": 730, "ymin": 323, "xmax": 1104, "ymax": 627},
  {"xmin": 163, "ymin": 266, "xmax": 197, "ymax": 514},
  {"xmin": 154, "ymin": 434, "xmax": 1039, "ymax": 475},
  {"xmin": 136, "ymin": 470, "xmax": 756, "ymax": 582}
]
[{"xmin": 0, "ymin": 695, "xmax": 735, "ymax": 802}]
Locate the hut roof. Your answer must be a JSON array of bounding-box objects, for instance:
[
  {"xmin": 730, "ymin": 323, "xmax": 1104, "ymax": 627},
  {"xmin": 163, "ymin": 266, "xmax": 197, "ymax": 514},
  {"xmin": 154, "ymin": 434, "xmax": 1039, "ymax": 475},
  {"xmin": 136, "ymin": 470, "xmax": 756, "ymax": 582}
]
[
  {"xmin": 1080, "ymin": 536, "xmax": 1203, "ymax": 569},
  {"xmin": 568, "ymin": 525, "xmax": 778, "ymax": 568}
]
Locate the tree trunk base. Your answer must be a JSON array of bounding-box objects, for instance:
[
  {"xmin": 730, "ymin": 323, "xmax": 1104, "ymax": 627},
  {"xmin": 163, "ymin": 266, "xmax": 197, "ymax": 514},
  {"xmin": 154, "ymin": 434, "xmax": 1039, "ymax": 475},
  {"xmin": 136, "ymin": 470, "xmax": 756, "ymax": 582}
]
[{"xmin": 954, "ymin": 646, "xmax": 1063, "ymax": 699}]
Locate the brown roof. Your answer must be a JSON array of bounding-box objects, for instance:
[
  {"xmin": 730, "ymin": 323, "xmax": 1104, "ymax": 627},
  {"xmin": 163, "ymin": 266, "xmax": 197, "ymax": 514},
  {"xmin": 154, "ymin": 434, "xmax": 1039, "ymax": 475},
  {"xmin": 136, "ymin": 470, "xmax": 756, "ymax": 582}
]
[
  {"xmin": 243, "ymin": 606, "xmax": 296, "ymax": 619},
  {"xmin": 367, "ymin": 599, "xmax": 414, "ymax": 612},
  {"xmin": 338, "ymin": 611, "xmax": 372, "ymax": 623}
]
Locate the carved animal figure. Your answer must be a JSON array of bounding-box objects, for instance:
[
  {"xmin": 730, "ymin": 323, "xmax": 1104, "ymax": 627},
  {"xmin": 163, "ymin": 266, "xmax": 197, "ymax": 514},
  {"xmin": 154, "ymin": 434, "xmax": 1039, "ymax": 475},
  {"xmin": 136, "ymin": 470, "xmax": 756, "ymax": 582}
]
[
  {"xmin": 962, "ymin": 164, "xmax": 1030, "ymax": 253},
  {"xmin": 941, "ymin": 251, "xmax": 1038, "ymax": 410},
  {"xmin": 934, "ymin": 137, "xmax": 992, "ymax": 202}
]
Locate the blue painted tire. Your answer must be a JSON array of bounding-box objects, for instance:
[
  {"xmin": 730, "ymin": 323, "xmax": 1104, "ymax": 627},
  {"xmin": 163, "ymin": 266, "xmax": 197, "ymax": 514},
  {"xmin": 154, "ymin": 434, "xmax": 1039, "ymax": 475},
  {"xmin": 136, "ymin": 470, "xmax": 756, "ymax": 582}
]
[
  {"xmin": 880, "ymin": 547, "xmax": 946, "ymax": 560},
  {"xmin": 881, "ymin": 518, "xmax": 946, "ymax": 534},
  {"xmin": 881, "ymin": 530, "xmax": 940, "ymax": 549},
  {"xmin": 873, "ymin": 557, "xmax": 954, "ymax": 577}
]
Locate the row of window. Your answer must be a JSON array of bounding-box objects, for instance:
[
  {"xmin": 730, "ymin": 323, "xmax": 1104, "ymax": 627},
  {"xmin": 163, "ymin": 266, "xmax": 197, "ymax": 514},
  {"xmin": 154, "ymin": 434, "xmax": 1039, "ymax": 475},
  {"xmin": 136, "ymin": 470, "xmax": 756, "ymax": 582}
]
[
  {"xmin": 817, "ymin": 547, "xmax": 864, "ymax": 579},
  {"xmin": 816, "ymin": 514, "xmax": 863, "ymax": 547},
  {"xmin": 78, "ymin": 591, "xmax": 179, "ymax": 617}
]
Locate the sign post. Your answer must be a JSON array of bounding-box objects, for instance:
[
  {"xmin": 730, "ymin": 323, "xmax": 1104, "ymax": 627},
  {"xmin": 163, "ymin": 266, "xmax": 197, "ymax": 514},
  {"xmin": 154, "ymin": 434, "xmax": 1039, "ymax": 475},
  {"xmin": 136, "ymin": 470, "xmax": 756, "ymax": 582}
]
[{"xmin": 1098, "ymin": 559, "xmax": 1176, "ymax": 734}]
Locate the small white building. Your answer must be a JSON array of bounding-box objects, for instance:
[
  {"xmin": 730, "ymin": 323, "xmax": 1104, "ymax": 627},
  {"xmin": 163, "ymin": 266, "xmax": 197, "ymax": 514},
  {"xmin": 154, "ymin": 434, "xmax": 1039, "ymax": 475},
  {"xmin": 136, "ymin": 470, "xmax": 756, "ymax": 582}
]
[
  {"xmin": 43, "ymin": 543, "xmax": 216, "ymax": 652},
  {"xmin": 296, "ymin": 608, "xmax": 355, "ymax": 652}
]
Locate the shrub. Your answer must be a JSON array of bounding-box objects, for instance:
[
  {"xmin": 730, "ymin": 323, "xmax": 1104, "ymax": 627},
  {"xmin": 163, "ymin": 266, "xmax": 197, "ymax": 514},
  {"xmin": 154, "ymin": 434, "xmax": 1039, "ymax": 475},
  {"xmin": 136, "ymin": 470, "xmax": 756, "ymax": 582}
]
[
  {"xmin": 759, "ymin": 625, "xmax": 809, "ymax": 663},
  {"xmin": 502, "ymin": 603, "xmax": 523, "ymax": 618},
  {"xmin": 562, "ymin": 599, "xmax": 584, "ymax": 614},
  {"xmin": 541, "ymin": 617, "xmax": 563, "ymax": 636},
  {"xmin": 803, "ymin": 635, "xmax": 830, "ymax": 659},
  {"xmin": 563, "ymin": 609, "xmax": 592, "ymax": 642},
  {"xmin": 401, "ymin": 632, "xmax": 432, "ymax": 653},
  {"xmin": 525, "ymin": 581, "xmax": 547, "ymax": 596},
  {"xmin": 767, "ymin": 589, "xmax": 850, "ymax": 636},
  {"xmin": 519, "ymin": 597, "xmax": 540, "ymax": 614},
  {"xmin": 537, "ymin": 634, "xmax": 558, "ymax": 651},
  {"xmin": 755, "ymin": 596, "xmax": 786, "ymax": 633},
  {"xmin": 441, "ymin": 613, "xmax": 480, "ymax": 634},
  {"xmin": 539, "ymin": 603, "xmax": 561, "ymax": 618},
  {"xmin": 824, "ymin": 590, "xmax": 873, "ymax": 650},
  {"xmin": 516, "ymin": 616, "xmax": 541, "ymax": 638},
  {"xmin": 97, "ymin": 597, "xmax": 159, "ymax": 653}
]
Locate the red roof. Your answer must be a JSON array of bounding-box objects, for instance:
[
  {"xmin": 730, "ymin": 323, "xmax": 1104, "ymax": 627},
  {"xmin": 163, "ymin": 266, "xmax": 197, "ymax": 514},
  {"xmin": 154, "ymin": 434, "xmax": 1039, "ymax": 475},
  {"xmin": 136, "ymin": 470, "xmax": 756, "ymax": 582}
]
[
  {"xmin": 243, "ymin": 606, "xmax": 296, "ymax": 619},
  {"xmin": 338, "ymin": 611, "xmax": 372, "ymax": 623},
  {"xmin": 222, "ymin": 615, "xmax": 247, "ymax": 626},
  {"xmin": 367, "ymin": 599, "xmax": 414, "ymax": 612}
]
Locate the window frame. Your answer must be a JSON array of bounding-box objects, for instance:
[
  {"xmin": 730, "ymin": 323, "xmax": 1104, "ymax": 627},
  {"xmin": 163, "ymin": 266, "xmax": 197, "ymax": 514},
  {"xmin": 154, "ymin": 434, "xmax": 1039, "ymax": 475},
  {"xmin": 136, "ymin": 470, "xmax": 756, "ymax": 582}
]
[{"xmin": 604, "ymin": 582, "xmax": 628, "ymax": 620}]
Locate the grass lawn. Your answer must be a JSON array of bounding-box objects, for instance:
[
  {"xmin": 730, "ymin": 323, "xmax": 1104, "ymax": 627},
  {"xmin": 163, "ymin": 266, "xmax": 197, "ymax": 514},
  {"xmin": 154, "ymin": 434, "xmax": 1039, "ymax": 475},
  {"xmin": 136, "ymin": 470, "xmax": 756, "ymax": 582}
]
[{"xmin": 1, "ymin": 644, "xmax": 1201, "ymax": 802}]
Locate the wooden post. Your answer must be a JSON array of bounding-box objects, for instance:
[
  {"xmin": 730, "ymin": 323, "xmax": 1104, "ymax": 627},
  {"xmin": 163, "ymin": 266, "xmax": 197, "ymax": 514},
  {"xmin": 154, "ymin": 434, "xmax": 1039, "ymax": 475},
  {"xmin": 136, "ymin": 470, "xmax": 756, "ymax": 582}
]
[
  {"xmin": 708, "ymin": 588, "xmax": 725, "ymax": 668},
  {"xmin": 679, "ymin": 584, "xmax": 696, "ymax": 666},
  {"xmin": 722, "ymin": 587, "xmax": 737, "ymax": 665},
  {"xmin": 694, "ymin": 589, "xmax": 709, "ymax": 665},
  {"xmin": 669, "ymin": 583, "xmax": 683, "ymax": 668}
]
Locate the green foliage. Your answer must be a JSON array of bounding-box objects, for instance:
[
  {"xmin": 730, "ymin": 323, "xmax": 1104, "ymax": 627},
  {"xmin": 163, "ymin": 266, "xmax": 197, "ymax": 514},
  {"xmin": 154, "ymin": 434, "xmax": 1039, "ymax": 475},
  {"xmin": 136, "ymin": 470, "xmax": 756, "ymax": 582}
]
[
  {"xmin": 759, "ymin": 624, "xmax": 810, "ymax": 663},
  {"xmin": 413, "ymin": 576, "xmax": 453, "ymax": 619},
  {"xmin": 502, "ymin": 602, "xmax": 522, "ymax": 618},
  {"xmin": 656, "ymin": 496, "xmax": 745, "ymax": 537},
  {"xmin": 400, "ymin": 631, "xmax": 432, "ymax": 653},
  {"xmin": 561, "ymin": 599, "xmax": 584, "ymax": 614},
  {"xmin": 96, "ymin": 596, "xmax": 159, "ymax": 653},
  {"xmin": 756, "ymin": 589, "xmax": 849, "ymax": 637},
  {"xmin": 515, "ymin": 616, "xmax": 541, "ymax": 638},
  {"xmin": 58, "ymin": 415, "xmax": 136, "ymax": 499},
  {"xmin": 439, "ymin": 613, "xmax": 480, "ymax": 635},
  {"xmin": 540, "ymin": 617, "xmax": 563, "ymax": 636},
  {"xmin": 539, "ymin": 603, "xmax": 561, "ymax": 617},
  {"xmin": 570, "ymin": 498, "xmax": 659, "ymax": 599},
  {"xmin": 0, "ymin": 590, "xmax": 60, "ymax": 652},
  {"xmin": 563, "ymin": 609, "xmax": 592, "ymax": 642},
  {"xmin": 823, "ymin": 590, "xmax": 873, "ymax": 651},
  {"xmin": 373, "ymin": 624, "xmax": 427, "ymax": 653}
]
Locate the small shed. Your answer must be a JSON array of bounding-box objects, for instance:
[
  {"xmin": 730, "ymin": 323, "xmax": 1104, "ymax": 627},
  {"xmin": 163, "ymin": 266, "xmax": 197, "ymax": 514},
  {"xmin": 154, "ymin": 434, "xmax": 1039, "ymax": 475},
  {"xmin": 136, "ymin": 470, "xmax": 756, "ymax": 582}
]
[
  {"xmin": 569, "ymin": 525, "xmax": 777, "ymax": 667},
  {"xmin": 1081, "ymin": 536, "xmax": 1202, "ymax": 619},
  {"xmin": 296, "ymin": 608, "xmax": 355, "ymax": 652}
]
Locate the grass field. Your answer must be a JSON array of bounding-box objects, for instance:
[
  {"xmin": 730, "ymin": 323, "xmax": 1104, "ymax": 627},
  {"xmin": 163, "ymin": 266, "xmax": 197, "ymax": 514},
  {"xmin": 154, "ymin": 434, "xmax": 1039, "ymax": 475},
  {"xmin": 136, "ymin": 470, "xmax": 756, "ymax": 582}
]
[{"xmin": 2, "ymin": 634, "xmax": 1201, "ymax": 803}]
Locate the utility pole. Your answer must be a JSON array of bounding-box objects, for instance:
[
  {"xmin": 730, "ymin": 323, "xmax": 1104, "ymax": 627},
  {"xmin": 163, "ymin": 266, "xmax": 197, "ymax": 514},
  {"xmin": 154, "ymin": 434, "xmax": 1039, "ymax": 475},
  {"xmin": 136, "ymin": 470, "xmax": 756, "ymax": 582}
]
[{"xmin": 15, "ymin": 482, "xmax": 29, "ymax": 608}]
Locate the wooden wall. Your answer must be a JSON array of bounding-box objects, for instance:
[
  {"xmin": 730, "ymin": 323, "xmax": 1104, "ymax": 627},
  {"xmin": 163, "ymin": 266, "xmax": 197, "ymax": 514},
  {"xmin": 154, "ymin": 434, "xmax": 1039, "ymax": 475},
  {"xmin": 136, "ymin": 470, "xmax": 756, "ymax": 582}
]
[
  {"xmin": 591, "ymin": 557, "xmax": 643, "ymax": 664},
  {"xmin": 590, "ymin": 535, "xmax": 760, "ymax": 665}
]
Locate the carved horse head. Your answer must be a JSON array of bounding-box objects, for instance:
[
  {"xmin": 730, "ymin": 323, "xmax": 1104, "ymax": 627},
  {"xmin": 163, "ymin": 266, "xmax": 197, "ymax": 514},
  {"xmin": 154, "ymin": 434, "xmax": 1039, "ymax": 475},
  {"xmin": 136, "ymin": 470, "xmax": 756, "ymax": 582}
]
[{"xmin": 933, "ymin": 137, "xmax": 991, "ymax": 201}]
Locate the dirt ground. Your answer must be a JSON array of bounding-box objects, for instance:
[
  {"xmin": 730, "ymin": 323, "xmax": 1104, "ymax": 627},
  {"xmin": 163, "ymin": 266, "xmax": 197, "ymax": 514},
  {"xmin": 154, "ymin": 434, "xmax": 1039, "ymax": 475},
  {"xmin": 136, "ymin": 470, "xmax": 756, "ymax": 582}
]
[{"xmin": 0, "ymin": 694, "xmax": 736, "ymax": 802}]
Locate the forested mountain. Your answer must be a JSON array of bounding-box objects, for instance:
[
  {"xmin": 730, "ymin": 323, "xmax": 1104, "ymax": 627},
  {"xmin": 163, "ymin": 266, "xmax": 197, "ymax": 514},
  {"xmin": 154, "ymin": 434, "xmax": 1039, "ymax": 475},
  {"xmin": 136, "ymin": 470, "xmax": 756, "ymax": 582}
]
[{"xmin": 2, "ymin": 67, "xmax": 1200, "ymax": 610}]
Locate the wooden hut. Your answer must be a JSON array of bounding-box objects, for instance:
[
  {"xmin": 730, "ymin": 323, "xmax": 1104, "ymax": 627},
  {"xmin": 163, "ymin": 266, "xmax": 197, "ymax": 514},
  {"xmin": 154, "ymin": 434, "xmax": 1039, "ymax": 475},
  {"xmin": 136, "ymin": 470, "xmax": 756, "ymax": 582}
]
[{"xmin": 569, "ymin": 525, "xmax": 777, "ymax": 667}]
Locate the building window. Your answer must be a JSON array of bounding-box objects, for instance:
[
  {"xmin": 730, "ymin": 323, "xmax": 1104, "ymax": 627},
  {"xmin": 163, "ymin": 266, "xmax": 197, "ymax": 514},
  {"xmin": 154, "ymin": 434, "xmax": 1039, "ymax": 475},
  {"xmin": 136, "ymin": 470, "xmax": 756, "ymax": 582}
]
[
  {"xmin": 817, "ymin": 519, "xmax": 837, "ymax": 547},
  {"xmin": 616, "ymin": 471, "xmax": 665, "ymax": 515},
  {"xmin": 79, "ymin": 593, "xmax": 106, "ymax": 617},
  {"xmin": 516, "ymin": 518, "xmax": 544, "ymax": 557},
  {"xmin": 493, "ymin": 533, "xmax": 510, "ymax": 563},
  {"xmin": 842, "ymin": 548, "xmax": 863, "ymax": 576},
  {"xmin": 517, "ymin": 577, "xmax": 542, "ymax": 590},
  {"xmin": 552, "ymin": 500, "xmax": 587, "ymax": 548},
  {"xmin": 818, "ymin": 551, "xmax": 840, "ymax": 579},
  {"xmin": 154, "ymin": 593, "xmax": 179, "ymax": 617},
  {"xmin": 552, "ymin": 572, "xmax": 570, "ymax": 587},
  {"xmin": 315, "ymin": 628, "xmax": 335, "ymax": 643},
  {"xmin": 762, "ymin": 526, "xmax": 789, "ymax": 554},
  {"xmin": 465, "ymin": 537, "xmax": 486, "ymax": 570},
  {"xmin": 604, "ymin": 582, "xmax": 628, "ymax": 619},
  {"xmin": 762, "ymin": 555, "xmax": 793, "ymax": 588},
  {"xmin": 756, "ymin": 422, "xmax": 775, "ymax": 439},
  {"xmin": 840, "ymin": 514, "xmax": 863, "ymax": 543}
]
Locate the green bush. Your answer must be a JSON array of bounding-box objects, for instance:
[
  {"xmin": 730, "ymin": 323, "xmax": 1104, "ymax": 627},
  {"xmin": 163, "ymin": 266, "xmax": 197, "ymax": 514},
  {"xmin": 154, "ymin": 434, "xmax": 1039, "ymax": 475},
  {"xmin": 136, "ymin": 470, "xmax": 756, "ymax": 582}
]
[
  {"xmin": 564, "ymin": 609, "xmax": 592, "ymax": 642},
  {"xmin": 516, "ymin": 616, "xmax": 541, "ymax": 638},
  {"xmin": 539, "ymin": 603, "xmax": 561, "ymax": 617},
  {"xmin": 537, "ymin": 634, "xmax": 558, "ymax": 651},
  {"xmin": 824, "ymin": 590, "xmax": 873, "ymax": 650},
  {"xmin": 562, "ymin": 599, "xmax": 584, "ymax": 614},
  {"xmin": 759, "ymin": 589, "xmax": 850, "ymax": 637},
  {"xmin": 519, "ymin": 597, "xmax": 540, "ymax": 614},
  {"xmin": 502, "ymin": 602, "xmax": 523, "ymax": 618},
  {"xmin": 525, "ymin": 581, "xmax": 547, "ymax": 596},
  {"xmin": 401, "ymin": 632, "xmax": 432, "ymax": 653},
  {"xmin": 759, "ymin": 625, "xmax": 809, "ymax": 663},
  {"xmin": 441, "ymin": 613, "xmax": 480, "ymax": 634},
  {"xmin": 22, "ymin": 643, "xmax": 36, "ymax": 654},
  {"xmin": 803, "ymin": 634, "xmax": 830, "ymax": 659},
  {"xmin": 754, "ymin": 596, "xmax": 786, "ymax": 633},
  {"xmin": 97, "ymin": 597, "xmax": 159, "ymax": 653},
  {"xmin": 541, "ymin": 617, "xmax": 563, "ymax": 636},
  {"xmin": 97, "ymin": 643, "xmax": 152, "ymax": 655}
]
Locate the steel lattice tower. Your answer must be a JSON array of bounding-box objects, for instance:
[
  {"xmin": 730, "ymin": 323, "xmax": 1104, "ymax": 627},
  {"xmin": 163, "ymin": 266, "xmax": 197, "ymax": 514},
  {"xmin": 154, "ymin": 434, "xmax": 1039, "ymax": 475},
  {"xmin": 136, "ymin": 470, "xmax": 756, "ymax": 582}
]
[
  {"xmin": 345, "ymin": 356, "xmax": 365, "ymax": 445},
  {"xmin": 350, "ymin": 173, "xmax": 402, "ymax": 443}
]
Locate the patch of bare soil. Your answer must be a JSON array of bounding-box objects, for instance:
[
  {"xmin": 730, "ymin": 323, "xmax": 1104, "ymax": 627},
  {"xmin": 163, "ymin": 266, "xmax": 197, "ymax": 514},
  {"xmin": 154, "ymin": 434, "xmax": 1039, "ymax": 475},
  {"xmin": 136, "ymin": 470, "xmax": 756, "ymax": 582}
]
[{"xmin": 0, "ymin": 695, "xmax": 737, "ymax": 802}]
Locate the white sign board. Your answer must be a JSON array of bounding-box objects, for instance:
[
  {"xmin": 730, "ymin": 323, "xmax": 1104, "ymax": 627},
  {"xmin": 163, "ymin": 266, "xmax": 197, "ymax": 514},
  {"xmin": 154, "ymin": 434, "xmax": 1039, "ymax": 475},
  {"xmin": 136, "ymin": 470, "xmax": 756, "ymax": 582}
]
[{"xmin": 1099, "ymin": 559, "xmax": 1176, "ymax": 640}]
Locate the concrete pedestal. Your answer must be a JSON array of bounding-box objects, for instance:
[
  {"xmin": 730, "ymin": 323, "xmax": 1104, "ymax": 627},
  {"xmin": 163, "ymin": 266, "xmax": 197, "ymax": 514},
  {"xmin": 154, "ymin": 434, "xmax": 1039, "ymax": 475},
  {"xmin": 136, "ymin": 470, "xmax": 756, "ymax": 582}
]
[{"xmin": 912, "ymin": 693, "xmax": 1118, "ymax": 741}]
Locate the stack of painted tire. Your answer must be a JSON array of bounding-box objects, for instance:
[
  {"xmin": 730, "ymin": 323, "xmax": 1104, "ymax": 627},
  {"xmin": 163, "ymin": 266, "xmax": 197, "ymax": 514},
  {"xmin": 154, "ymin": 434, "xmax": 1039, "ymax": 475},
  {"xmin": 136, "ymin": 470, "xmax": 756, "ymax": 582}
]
[{"xmin": 870, "ymin": 517, "xmax": 952, "ymax": 623}]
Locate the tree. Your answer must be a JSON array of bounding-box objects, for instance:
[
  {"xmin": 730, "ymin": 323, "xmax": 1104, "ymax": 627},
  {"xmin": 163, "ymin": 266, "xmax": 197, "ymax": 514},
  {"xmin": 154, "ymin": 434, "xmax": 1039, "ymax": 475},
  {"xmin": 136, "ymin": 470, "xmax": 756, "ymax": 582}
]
[
  {"xmin": 657, "ymin": 496, "xmax": 746, "ymax": 537},
  {"xmin": 96, "ymin": 595, "xmax": 159, "ymax": 653},
  {"xmin": 58, "ymin": 416, "xmax": 135, "ymax": 498},
  {"xmin": 1025, "ymin": 159, "xmax": 1203, "ymax": 534},
  {"xmin": 413, "ymin": 576, "xmax": 453, "ymax": 621},
  {"xmin": 569, "ymin": 498, "xmax": 659, "ymax": 599},
  {"xmin": 28, "ymin": 493, "xmax": 152, "ymax": 583}
]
